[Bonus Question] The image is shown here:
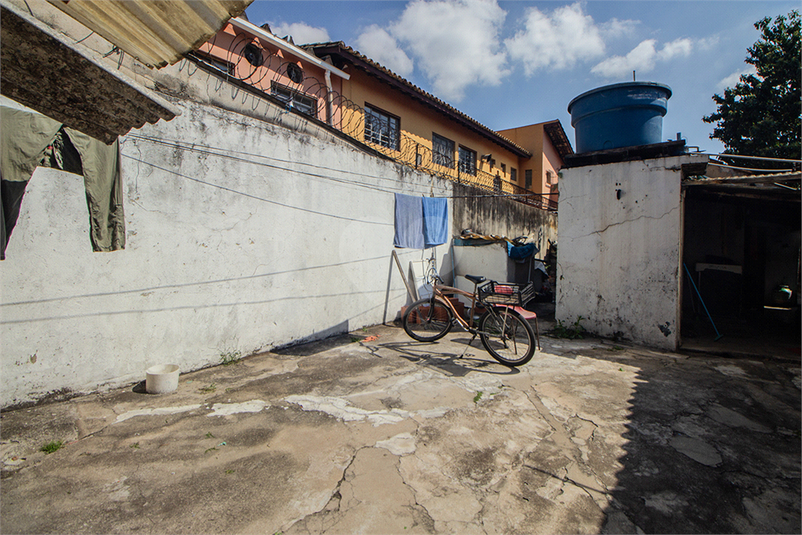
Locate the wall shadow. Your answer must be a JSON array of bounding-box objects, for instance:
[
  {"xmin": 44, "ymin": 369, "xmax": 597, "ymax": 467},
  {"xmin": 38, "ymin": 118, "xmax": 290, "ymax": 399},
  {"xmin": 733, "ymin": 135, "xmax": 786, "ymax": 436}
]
[{"xmin": 588, "ymin": 347, "xmax": 801, "ymax": 533}]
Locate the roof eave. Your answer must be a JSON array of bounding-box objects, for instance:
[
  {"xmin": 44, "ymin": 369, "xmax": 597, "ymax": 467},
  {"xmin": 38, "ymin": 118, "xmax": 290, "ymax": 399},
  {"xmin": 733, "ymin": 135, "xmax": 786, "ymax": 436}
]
[
  {"xmin": 542, "ymin": 120, "xmax": 574, "ymax": 160},
  {"xmin": 230, "ymin": 19, "xmax": 349, "ymax": 80},
  {"xmin": 309, "ymin": 42, "xmax": 531, "ymax": 158}
]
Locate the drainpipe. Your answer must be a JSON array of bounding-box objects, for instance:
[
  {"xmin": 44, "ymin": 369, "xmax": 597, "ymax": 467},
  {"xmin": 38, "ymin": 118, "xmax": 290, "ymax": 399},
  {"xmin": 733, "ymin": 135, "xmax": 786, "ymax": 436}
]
[{"xmin": 324, "ymin": 70, "xmax": 334, "ymax": 126}]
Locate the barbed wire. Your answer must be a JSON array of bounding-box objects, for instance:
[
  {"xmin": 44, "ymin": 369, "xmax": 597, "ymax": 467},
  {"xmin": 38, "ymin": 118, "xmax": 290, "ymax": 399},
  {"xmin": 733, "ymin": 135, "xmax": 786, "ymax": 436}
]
[{"xmin": 183, "ymin": 34, "xmax": 557, "ymax": 212}]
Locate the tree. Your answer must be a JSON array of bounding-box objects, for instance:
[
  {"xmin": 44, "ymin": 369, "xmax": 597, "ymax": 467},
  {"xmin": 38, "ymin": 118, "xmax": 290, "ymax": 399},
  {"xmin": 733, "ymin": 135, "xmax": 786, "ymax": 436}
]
[{"xmin": 703, "ymin": 10, "xmax": 800, "ymax": 167}]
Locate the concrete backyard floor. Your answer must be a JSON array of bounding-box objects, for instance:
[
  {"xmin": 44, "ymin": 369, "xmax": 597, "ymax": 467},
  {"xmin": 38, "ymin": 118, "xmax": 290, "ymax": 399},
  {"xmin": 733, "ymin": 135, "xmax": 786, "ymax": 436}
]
[{"xmin": 1, "ymin": 319, "xmax": 800, "ymax": 535}]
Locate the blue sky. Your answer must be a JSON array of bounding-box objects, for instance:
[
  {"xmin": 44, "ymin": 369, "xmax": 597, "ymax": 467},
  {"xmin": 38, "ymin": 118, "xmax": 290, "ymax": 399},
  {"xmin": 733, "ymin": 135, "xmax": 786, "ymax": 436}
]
[{"xmin": 245, "ymin": 1, "xmax": 798, "ymax": 155}]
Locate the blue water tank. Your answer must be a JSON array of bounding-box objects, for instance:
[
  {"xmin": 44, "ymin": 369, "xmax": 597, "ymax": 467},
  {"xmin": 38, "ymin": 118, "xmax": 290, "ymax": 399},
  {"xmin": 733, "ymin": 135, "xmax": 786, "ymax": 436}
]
[{"xmin": 567, "ymin": 82, "xmax": 672, "ymax": 154}]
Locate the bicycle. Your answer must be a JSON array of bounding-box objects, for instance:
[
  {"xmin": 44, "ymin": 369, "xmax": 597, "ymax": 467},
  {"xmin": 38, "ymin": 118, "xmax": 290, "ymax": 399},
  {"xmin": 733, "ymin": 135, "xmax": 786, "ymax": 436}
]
[{"xmin": 401, "ymin": 273, "xmax": 540, "ymax": 367}]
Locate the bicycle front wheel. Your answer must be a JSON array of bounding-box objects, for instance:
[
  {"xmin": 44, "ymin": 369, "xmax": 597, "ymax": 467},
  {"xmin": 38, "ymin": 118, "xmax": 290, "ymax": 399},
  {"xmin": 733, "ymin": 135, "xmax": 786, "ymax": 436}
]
[
  {"xmin": 478, "ymin": 307, "xmax": 536, "ymax": 366},
  {"xmin": 402, "ymin": 298, "xmax": 453, "ymax": 342}
]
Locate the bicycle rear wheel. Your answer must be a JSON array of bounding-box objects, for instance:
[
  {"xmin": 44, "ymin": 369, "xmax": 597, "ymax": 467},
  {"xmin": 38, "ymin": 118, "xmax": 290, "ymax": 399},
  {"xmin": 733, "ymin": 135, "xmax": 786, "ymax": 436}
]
[
  {"xmin": 478, "ymin": 307, "xmax": 535, "ymax": 366},
  {"xmin": 402, "ymin": 298, "xmax": 453, "ymax": 342}
]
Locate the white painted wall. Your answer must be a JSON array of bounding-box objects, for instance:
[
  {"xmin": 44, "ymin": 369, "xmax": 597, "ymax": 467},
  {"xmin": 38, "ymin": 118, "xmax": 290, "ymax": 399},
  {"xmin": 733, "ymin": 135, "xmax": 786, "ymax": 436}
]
[
  {"xmin": 0, "ymin": 98, "xmax": 452, "ymax": 407},
  {"xmin": 452, "ymin": 243, "xmax": 512, "ymax": 304},
  {"xmin": 556, "ymin": 154, "xmax": 706, "ymax": 349}
]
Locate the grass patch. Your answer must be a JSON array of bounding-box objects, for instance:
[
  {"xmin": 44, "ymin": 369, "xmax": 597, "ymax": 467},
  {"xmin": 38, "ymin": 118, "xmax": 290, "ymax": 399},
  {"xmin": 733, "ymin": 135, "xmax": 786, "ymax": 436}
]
[
  {"xmin": 130, "ymin": 442, "xmax": 140, "ymax": 449},
  {"xmin": 220, "ymin": 349, "xmax": 242, "ymax": 366},
  {"xmin": 41, "ymin": 440, "xmax": 63, "ymax": 454},
  {"xmin": 473, "ymin": 391, "xmax": 483, "ymax": 403},
  {"xmin": 199, "ymin": 383, "xmax": 217, "ymax": 393}
]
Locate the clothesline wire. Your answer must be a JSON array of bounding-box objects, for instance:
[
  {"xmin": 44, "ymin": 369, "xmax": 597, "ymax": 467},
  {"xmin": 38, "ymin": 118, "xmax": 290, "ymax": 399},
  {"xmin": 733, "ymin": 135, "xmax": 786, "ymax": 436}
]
[
  {"xmin": 126, "ymin": 133, "xmax": 555, "ymax": 204},
  {"xmin": 127, "ymin": 133, "xmax": 434, "ymax": 195},
  {"xmin": 122, "ymin": 153, "xmax": 395, "ymax": 227}
]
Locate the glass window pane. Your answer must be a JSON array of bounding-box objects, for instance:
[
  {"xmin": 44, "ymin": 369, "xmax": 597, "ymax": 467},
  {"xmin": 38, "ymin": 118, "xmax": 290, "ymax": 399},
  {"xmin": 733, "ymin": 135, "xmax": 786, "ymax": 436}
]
[
  {"xmin": 365, "ymin": 106, "xmax": 399, "ymax": 150},
  {"xmin": 432, "ymin": 133, "xmax": 454, "ymax": 167},
  {"xmin": 458, "ymin": 146, "xmax": 476, "ymax": 176}
]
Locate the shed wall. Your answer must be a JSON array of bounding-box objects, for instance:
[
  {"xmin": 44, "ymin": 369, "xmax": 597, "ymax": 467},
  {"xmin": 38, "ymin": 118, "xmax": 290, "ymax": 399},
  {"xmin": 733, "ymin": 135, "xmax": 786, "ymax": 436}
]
[{"xmin": 556, "ymin": 155, "xmax": 705, "ymax": 349}]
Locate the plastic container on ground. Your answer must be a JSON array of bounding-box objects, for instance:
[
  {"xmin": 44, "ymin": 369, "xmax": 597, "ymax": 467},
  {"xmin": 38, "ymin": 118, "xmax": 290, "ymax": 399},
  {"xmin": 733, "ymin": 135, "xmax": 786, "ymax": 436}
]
[{"xmin": 146, "ymin": 364, "xmax": 180, "ymax": 394}]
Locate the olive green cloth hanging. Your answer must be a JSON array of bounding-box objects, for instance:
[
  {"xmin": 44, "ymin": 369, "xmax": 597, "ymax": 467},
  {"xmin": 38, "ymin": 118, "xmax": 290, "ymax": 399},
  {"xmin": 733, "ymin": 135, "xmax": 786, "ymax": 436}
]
[{"xmin": 1, "ymin": 105, "xmax": 125, "ymax": 259}]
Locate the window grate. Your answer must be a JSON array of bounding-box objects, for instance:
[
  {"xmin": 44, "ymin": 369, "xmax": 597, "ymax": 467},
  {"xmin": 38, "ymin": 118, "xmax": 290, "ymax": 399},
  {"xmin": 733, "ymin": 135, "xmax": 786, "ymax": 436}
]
[
  {"xmin": 458, "ymin": 146, "xmax": 476, "ymax": 176},
  {"xmin": 432, "ymin": 133, "xmax": 455, "ymax": 168},
  {"xmin": 365, "ymin": 106, "xmax": 400, "ymax": 150}
]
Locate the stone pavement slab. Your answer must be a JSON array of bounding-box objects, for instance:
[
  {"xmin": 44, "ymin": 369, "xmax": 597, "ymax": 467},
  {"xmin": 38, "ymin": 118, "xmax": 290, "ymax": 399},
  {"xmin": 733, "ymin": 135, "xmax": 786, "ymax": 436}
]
[{"xmin": 1, "ymin": 324, "xmax": 799, "ymax": 534}]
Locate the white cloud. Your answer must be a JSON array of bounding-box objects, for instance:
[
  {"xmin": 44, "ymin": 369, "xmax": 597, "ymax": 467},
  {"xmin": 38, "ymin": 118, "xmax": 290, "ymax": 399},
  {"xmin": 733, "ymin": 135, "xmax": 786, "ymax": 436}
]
[
  {"xmin": 658, "ymin": 38, "xmax": 692, "ymax": 60},
  {"xmin": 600, "ymin": 18, "xmax": 640, "ymax": 39},
  {"xmin": 505, "ymin": 2, "xmax": 609, "ymax": 75},
  {"xmin": 717, "ymin": 64, "xmax": 756, "ymax": 90},
  {"xmin": 354, "ymin": 25, "xmax": 414, "ymax": 77},
  {"xmin": 390, "ymin": 0, "xmax": 509, "ymax": 102},
  {"xmin": 270, "ymin": 22, "xmax": 330, "ymax": 45},
  {"xmin": 591, "ymin": 37, "xmax": 695, "ymax": 79}
]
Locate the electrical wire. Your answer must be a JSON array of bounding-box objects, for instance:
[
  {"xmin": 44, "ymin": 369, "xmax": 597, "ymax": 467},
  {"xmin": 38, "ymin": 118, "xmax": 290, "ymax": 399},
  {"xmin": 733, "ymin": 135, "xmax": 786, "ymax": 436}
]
[
  {"xmin": 707, "ymin": 162, "xmax": 799, "ymax": 173},
  {"xmin": 122, "ymin": 153, "xmax": 395, "ymax": 227},
  {"xmin": 126, "ymin": 133, "xmax": 432, "ymax": 196},
  {"xmin": 125, "ymin": 133, "xmax": 547, "ymax": 204},
  {"xmin": 709, "ymin": 153, "xmax": 802, "ymax": 164}
]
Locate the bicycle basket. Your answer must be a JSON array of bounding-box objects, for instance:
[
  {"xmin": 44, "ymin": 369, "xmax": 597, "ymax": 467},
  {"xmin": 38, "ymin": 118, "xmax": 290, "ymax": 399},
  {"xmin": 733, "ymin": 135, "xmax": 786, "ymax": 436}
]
[{"xmin": 478, "ymin": 281, "xmax": 535, "ymax": 306}]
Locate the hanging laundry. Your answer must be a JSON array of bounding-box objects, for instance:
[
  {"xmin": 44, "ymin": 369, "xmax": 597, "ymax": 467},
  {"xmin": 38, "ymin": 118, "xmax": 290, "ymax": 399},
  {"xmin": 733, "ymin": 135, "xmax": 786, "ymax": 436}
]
[
  {"xmin": 394, "ymin": 193, "xmax": 449, "ymax": 249},
  {"xmin": 422, "ymin": 196, "xmax": 448, "ymax": 248},
  {"xmin": 393, "ymin": 193, "xmax": 424, "ymax": 249},
  {"xmin": 0, "ymin": 104, "xmax": 125, "ymax": 259}
]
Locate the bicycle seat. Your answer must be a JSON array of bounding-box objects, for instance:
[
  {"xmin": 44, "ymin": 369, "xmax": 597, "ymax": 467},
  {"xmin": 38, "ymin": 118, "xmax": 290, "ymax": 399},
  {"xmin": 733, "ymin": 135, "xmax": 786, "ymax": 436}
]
[{"xmin": 464, "ymin": 274, "xmax": 486, "ymax": 284}]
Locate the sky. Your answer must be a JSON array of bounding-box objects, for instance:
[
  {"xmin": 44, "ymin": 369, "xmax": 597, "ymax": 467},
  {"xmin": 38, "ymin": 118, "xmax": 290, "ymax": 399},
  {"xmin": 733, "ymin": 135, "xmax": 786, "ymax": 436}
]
[{"xmin": 244, "ymin": 0, "xmax": 799, "ymax": 155}]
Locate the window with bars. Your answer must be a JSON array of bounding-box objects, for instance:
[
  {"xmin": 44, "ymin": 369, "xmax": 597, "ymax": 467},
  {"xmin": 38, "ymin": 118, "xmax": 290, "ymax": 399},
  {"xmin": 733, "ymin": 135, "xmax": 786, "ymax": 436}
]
[
  {"xmin": 525, "ymin": 169, "xmax": 533, "ymax": 189},
  {"xmin": 432, "ymin": 133, "xmax": 454, "ymax": 167},
  {"xmin": 364, "ymin": 105, "xmax": 400, "ymax": 150},
  {"xmin": 458, "ymin": 146, "xmax": 476, "ymax": 176},
  {"xmin": 271, "ymin": 82, "xmax": 317, "ymax": 117}
]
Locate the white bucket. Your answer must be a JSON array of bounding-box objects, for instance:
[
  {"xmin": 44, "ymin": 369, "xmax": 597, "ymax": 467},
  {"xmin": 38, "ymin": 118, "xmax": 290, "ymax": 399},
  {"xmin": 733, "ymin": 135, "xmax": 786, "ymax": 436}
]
[{"xmin": 145, "ymin": 364, "xmax": 180, "ymax": 394}]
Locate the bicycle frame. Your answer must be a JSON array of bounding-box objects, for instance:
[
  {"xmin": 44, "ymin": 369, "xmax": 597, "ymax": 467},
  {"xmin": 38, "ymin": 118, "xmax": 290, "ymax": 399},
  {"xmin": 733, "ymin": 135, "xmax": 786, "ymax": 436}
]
[
  {"xmin": 426, "ymin": 279, "xmax": 512, "ymax": 335},
  {"xmin": 423, "ymin": 278, "xmax": 540, "ymax": 350}
]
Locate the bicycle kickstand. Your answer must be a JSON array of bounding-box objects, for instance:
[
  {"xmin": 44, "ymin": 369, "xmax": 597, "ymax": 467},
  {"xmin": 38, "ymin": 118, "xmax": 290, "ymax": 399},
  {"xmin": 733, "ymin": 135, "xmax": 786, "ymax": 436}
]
[{"xmin": 458, "ymin": 333, "xmax": 478, "ymax": 359}]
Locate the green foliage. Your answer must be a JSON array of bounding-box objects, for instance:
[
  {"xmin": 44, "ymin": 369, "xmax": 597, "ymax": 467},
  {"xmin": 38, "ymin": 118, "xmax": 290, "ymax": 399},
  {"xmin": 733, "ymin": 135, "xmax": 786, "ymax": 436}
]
[
  {"xmin": 199, "ymin": 383, "xmax": 217, "ymax": 393},
  {"xmin": 473, "ymin": 391, "xmax": 483, "ymax": 403},
  {"xmin": 41, "ymin": 440, "xmax": 63, "ymax": 454},
  {"xmin": 220, "ymin": 349, "xmax": 242, "ymax": 366},
  {"xmin": 552, "ymin": 316, "xmax": 586, "ymax": 339},
  {"xmin": 703, "ymin": 10, "xmax": 801, "ymax": 165}
]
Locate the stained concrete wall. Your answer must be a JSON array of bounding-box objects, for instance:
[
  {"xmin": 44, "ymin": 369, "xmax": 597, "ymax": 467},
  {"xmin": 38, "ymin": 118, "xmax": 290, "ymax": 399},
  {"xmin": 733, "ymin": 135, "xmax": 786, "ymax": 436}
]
[
  {"xmin": 0, "ymin": 95, "xmax": 453, "ymax": 408},
  {"xmin": 452, "ymin": 183, "xmax": 557, "ymax": 256},
  {"xmin": 556, "ymin": 154, "xmax": 706, "ymax": 349}
]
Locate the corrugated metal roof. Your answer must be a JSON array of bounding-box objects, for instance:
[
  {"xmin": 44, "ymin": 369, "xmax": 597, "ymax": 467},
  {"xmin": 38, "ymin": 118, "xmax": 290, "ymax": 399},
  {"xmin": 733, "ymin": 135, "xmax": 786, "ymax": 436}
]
[
  {"xmin": 2, "ymin": 2, "xmax": 179, "ymax": 144},
  {"xmin": 47, "ymin": 0, "xmax": 253, "ymax": 68}
]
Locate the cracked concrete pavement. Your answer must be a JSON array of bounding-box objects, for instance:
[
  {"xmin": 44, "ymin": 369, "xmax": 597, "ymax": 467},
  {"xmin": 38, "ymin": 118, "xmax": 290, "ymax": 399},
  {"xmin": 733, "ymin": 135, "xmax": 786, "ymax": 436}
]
[{"xmin": 1, "ymin": 323, "xmax": 800, "ymax": 534}]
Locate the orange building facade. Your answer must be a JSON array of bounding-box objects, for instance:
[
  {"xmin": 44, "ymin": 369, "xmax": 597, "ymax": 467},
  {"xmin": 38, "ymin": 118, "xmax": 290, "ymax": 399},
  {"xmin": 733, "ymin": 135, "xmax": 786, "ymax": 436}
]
[
  {"xmin": 309, "ymin": 42, "xmax": 573, "ymax": 210},
  {"xmin": 192, "ymin": 18, "xmax": 349, "ymax": 128},
  {"xmin": 191, "ymin": 22, "xmax": 572, "ymax": 210}
]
